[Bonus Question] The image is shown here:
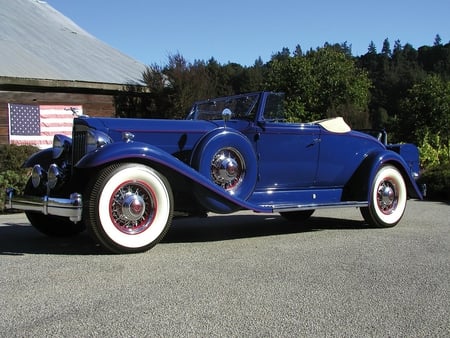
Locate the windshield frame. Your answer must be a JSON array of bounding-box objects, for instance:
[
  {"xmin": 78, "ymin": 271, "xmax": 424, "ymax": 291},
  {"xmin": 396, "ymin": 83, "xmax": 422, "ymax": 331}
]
[{"xmin": 187, "ymin": 92, "xmax": 261, "ymax": 121}]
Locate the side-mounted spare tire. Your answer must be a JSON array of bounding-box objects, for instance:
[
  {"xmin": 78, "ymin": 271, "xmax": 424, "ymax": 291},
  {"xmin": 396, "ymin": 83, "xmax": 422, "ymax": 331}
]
[{"xmin": 191, "ymin": 129, "xmax": 257, "ymax": 213}]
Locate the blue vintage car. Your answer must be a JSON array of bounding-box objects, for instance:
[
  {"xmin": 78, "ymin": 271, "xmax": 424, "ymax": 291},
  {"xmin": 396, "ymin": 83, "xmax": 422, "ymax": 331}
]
[{"xmin": 6, "ymin": 91, "xmax": 423, "ymax": 253}]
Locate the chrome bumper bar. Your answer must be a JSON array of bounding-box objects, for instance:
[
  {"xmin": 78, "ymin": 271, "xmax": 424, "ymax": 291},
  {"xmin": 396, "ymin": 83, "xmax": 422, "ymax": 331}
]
[{"xmin": 6, "ymin": 189, "xmax": 83, "ymax": 223}]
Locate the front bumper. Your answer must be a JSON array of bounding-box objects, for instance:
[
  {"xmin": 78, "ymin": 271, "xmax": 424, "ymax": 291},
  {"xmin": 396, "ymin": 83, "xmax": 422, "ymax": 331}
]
[{"xmin": 6, "ymin": 189, "xmax": 83, "ymax": 223}]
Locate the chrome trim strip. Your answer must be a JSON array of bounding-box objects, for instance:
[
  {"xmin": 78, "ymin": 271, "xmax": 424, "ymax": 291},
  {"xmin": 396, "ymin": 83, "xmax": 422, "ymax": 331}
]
[
  {"xmin": 271, "ymin": 201, "xmax": 368, "ymax": 213},
  {"xmin": 6, "ymin": 190, "xmax": 83, "ymax": 223}
]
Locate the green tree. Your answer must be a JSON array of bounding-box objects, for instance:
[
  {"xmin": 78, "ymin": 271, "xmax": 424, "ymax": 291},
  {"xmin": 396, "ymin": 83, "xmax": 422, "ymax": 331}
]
[
  {"xmin": 418, "ymin": 43, "xmax": 450, "ymax": 79},
  {"xmin": 294, "ymin": 44, "xmax": 303, "ymax": 57},
  {"xmin": 367, "ymin": 41, "xmax": 377, "ymax": 54},
  {"xmin": 266, "ymin": 46, "xmax": 372, "ymax": 126},
  {"xmin": 271, "ymin": 47, "xmax": 291, "ymax": 61},
  {"xmin": 434, "ymin": 34, "xmax": 442, "ymax": 46},
  {"xmin": 399, "ymin": 74, "xmax": 450, "ymax": 161},
  {"xmin": 358, "ymin": 40, "xmax": 428, "ymax": 133},
  {"xmin": 381, "ymin": 38, "xmax": 391, "ymax": 57},
  {"xmin": 307, "ymin": 48, "xmax": 371, "ymax": 120},
  {"xmin": 265, "ymin": 56, "xmax": 318, "ymax": 121},
  {"xmin": 141, "ymin": 63, "xmax": 173, "ymax": 118},
  {"xmin": 238, "ymin": 58, "xmax": 266, "ymax": 93},
  {"xmin": 141, "ymin": 53, "xmax": 218, "ymax": 118}
]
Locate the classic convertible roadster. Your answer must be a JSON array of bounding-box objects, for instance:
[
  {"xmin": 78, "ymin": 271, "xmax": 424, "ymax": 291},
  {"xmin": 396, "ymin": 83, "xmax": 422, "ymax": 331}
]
[{"xmin": 6, "ymin": 91, "xmax": 423, "ymax": 253}]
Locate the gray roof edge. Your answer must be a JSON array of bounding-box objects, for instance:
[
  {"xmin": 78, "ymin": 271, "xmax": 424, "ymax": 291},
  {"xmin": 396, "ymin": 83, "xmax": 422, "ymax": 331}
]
[{"xmin": 0, "ymin": 76, "xmax": 148, "ymax": 92}]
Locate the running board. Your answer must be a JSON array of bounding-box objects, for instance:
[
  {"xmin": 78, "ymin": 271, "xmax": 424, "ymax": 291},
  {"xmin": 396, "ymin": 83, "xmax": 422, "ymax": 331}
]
[{"xmin": 269, "ymin": 201, "xmax": 368, "ymax": 213}]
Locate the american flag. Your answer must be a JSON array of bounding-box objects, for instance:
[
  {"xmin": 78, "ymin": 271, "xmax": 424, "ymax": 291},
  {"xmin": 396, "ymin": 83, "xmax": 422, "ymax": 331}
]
[{"xmin": 8, "ymin": 104, "xmax": 82, "ymax": 149}]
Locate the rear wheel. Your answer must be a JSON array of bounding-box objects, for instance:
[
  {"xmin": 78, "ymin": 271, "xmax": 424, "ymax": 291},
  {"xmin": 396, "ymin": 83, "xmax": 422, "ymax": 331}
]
[
  {"xmin": 360, "ymin": 165, "xmax": 407, "ymax": 228},
  {"xmin": 84, "ymin": 163, "xmax": 173, "ymax": 253}
]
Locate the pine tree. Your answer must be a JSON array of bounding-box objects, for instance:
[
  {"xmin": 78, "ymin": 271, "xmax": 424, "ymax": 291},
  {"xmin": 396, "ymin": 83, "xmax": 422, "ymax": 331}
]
[
  {"xmin": 381, "ymin": 38, "xmax": 391, "ymax": 57},
  {"xmin": 434, "ymin": 34, "xmax": 442, "ymax": 46},
  {"xmin": 368, "ymin": 41, "xmax": 377, "ymax": 54}
]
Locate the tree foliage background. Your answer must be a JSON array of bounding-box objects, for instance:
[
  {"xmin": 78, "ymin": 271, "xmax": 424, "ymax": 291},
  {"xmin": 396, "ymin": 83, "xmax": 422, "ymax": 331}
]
[{"xmin": 115, "ymin": 35, "xmax": 450, "ymax": 176}]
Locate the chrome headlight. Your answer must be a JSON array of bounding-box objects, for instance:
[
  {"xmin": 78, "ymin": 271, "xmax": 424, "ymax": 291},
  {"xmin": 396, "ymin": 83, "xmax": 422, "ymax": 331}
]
[
  {"xmin": 86, "ymin": 130, "xmax": 113, "ymax": 153},
  {"xmin": 31, "ymin": 165, "xmax": 46, "ymax": 188},
  {"xmin": 47, "ymin": 164, "xmax": 63, "ymax": 190},
  {"xmin": 52, "ymin": 134, "xmax": 72, "ymax": 159}
]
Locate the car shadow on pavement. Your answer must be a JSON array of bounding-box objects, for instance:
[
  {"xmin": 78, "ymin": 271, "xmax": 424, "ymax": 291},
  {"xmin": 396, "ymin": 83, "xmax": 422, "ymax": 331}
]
[
  {"xmin": 163, "ymin": 213, "xmax": 368, "ymax": 244},
  {"xmin": 0, "ymin": 221, "xmax": 103, "ymax": 256},
  {"xmin": 0, "ymin": 214, "xmax": 368, "ymax": 255}
]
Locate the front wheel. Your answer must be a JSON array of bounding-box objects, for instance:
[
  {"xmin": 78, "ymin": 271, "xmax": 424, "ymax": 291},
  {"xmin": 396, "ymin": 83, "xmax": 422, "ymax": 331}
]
[
  {"xmin": 84, "ymin": 164, "xmax": 173, "ymax": 253},
  {"xmin": 360, "ymin": 165, "xmax": 407, "ymax": 228}
]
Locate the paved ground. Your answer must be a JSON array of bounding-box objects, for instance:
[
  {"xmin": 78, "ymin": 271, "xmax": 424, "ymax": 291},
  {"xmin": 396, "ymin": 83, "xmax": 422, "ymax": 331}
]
[{"xmin": 0, "ymin": 200, "xmax": 449, "ymax": 337}]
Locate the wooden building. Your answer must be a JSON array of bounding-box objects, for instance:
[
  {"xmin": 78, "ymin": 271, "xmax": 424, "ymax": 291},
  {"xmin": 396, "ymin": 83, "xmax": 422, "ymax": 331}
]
[{"xmin": 0, "ymin": 0, "xmax": 148, "ymax": 146}]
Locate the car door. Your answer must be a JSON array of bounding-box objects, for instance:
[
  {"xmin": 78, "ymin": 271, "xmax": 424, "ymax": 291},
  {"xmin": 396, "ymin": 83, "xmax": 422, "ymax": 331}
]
[{"xmin": 251, "ymin": 121, "xmax": 321, "ymax": 190}]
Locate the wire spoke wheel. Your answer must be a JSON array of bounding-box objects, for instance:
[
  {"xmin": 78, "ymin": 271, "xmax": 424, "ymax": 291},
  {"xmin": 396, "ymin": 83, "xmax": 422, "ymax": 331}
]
[
  {"xmin": 109, "ymin": 181, "xmax": 156, "ymax": 235},
  {"xmin": 85, "ymin": 164, "xmax": 173, "ymax": 253},
  {"xmin": 361, "ymin": 165, "xmax": 407, "ymax": 228}
]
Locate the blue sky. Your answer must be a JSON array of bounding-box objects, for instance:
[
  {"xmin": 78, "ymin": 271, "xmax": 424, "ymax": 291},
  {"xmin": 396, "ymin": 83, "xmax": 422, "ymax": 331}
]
[{"xmin": 47, "ymin": 0, "xmax": 449, "ymax": 67}]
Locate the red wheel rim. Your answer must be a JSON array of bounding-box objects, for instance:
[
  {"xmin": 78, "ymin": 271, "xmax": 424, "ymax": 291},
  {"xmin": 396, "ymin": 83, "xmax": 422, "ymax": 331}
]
[{"xmin": 109, "ymin": 180, "xmax": 157, "ymax": 234}]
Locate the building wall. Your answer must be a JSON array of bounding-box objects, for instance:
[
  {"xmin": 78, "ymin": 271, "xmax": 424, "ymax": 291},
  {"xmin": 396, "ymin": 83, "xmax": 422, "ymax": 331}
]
[{"xmin": 0, "ymin": 90, "xmax": 115, "ymax": 145}]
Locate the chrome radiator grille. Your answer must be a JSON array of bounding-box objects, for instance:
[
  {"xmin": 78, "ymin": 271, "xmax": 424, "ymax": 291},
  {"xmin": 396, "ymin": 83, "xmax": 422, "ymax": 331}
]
[{"xmin": 72, "ymin": 130, "xmax": 87, "ymax": 165}]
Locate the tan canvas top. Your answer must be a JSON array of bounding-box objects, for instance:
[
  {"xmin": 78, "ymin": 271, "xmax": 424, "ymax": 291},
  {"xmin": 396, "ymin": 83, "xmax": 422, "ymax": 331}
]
[{"xmin": 315, "ymin": 117, "xmax": 351, "ymax": 133}]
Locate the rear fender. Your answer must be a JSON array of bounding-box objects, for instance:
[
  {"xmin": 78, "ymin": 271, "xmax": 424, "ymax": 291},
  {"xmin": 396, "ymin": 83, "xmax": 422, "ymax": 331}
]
[{"xmin": 343, "ymin": 150, "xmax": 423, "ymax": 201}]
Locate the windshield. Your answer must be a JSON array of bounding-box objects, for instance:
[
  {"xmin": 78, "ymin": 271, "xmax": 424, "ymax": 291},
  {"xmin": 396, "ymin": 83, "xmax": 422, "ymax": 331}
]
[{"xmin": 188, "ymin": 93, "xmax": 260, "ymax": 121}]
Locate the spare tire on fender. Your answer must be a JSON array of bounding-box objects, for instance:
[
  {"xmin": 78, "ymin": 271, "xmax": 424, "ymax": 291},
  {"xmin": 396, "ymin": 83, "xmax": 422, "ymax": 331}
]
[{"xmin": 191, "ymin": 129, "xmax": 257, "ymax": 212}]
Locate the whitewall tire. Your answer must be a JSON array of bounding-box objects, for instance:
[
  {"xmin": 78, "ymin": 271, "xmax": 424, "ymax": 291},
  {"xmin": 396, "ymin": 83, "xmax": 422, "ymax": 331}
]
[
  {"xmin": 361, "ymin": 165, "xmax": 407, "ymax": 228},
  {"xmin": 85, "ymin": 163, "xmax": 173, "ymax": 253}
]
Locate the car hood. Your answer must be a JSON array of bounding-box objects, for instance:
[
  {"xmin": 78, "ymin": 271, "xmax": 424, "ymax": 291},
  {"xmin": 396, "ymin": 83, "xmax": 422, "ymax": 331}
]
[{"xmin": 74, "ymin": 116, "xmax": 227, "ymax": 157}]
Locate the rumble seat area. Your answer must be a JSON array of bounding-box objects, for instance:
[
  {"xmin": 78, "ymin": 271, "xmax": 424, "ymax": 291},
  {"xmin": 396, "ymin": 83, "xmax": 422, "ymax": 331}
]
[{"xmin": 314, "ymin": 117, "xmax": 351, "ymax": 133}]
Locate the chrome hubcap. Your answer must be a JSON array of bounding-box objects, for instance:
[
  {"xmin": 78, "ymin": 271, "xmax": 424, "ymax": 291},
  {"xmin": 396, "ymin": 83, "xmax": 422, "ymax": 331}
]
[
  {"xmin": 377, "ymin": 180, "xmax": 397, "ymax": 214},
  {"xmin": 110, "ymin": 182, "xmax": 155, "ymax": 234},
  {"xmin": 211, "ymin": 148, "xmax": 245, "ymax": 191},
  {"xmin": 121, "ymin": 192, "xmax": 146, "ymax": 221}
]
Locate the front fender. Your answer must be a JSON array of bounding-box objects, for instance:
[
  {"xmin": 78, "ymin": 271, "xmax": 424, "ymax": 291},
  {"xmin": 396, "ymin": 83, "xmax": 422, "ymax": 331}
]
[
  {"xmin": 75, "ymin": 141, "xmax": 170, "ymax": 169},
  {"xmin": 22, "ymin": 148, "xmax": 53, "ymax": 169},
  {"xmin": 343, "ymin": 150, "xmax": 423, "ymax": 201},
  {"xmin": 75, "ymin": 141, "xmax": 270, "ymax": 213}
]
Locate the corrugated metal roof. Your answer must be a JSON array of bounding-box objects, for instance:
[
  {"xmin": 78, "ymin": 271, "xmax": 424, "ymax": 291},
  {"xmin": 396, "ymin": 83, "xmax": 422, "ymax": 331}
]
[{"xmin": 0, "ymin": 0, "xmax": 147, "ymax": 85}]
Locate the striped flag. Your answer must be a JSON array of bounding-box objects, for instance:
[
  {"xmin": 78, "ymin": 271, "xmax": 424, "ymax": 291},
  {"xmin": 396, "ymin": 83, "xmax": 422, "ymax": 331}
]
[{"xmin": 8, "ymin": 104, "xmax": 82, "ymax": 149}]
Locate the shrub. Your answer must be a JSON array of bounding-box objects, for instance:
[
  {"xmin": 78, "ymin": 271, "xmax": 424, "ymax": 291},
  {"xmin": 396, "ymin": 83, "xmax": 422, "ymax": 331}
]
[
  {"xmin": 418, "ymin": 131, "xmax": 449, "ymax": 169},
  {"xmin": 0, "ymin": 145, "xmax": 38, "ymax": 212},
  {"xmin": 0, "ymin": 170, "xmax": 31, "ymax": 211},
  {"xmin": 0, "ymin": 144, "xmax": 39, "ymax": 172},
  {"xmin": 418, "ymin": 166, "xmax": 450, "ymax": 201}
]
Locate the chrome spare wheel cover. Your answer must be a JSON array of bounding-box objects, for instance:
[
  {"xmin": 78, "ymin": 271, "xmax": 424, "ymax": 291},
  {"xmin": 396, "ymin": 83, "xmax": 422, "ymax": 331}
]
[
  {"xmin": 377, "ymin": 179, "xmax": 398, "ymax": 215},
  {"xmin": 211, "ymin": 147, "xmax": 245, "ymax": 191},
  {"xmin": 110, "ymin": 181, "xmax": 156, "ymax": 234}
]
